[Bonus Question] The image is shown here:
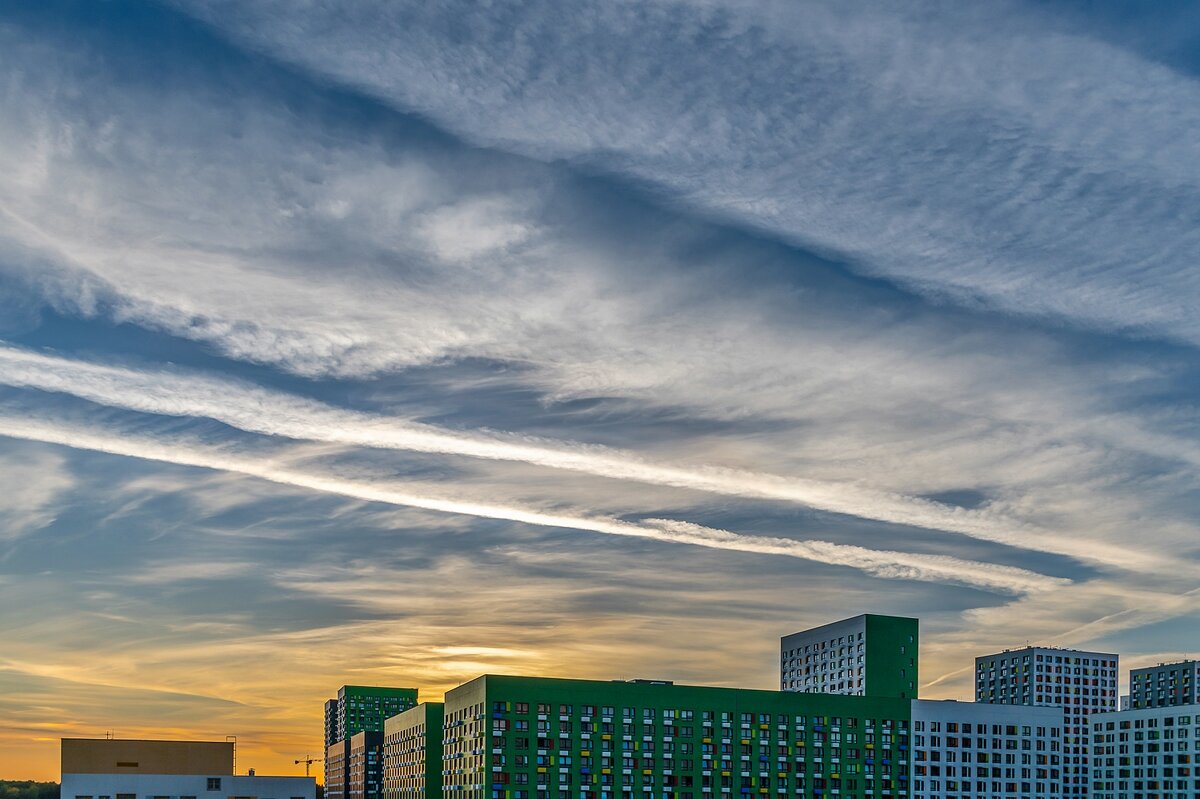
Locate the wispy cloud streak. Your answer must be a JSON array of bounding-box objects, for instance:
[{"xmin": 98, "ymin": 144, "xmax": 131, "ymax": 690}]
[
  {"xmin": 0, "ymin": 414, "xmax": 1067, "ymax": 595},
  {"xmin": 0, "ymin": 344, "xmax": 1158, "ymax": 571}
]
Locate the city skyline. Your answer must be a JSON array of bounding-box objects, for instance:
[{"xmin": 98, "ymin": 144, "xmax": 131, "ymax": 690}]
[{"xmin": 4, "ymin": 0, "xmax": 1200, "ymax": 785}]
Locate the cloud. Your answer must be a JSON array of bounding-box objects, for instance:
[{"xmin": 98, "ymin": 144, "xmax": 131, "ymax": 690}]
[
  {"xmin": 0, "ymin": 442, "xmax": 72, "ymax": 541},
  {"xmin": 0, "ymin": 413, "xmax": 1066, "ymax": 595},
  {"xmin": 165, "ymin": 0, "xmax": 1200, "ymax": 347},
  {"xmin": 1, "ymin": 1, "xmax": 1200, "ymax": 779},
  {"xmin": 0, "ymin": 16, "xmax": 1196, "ymax": 591},
  {"xmin": 2, "ymin": 342, "xmax": 1158, "ymax": 571}
]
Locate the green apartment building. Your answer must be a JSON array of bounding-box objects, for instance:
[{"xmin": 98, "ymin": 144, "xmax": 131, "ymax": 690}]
[
  {"xmin": 386, "ymin": 702, "xmax": 445, "ymax": 799},
  {"xmin": 327, "ymin": 685, "xmax": 421, "ymax": 799},
  {"xmin": 334, "ymin": 685, "xmax": 422, "ymax": 741},
  {"xmin": 442, "ymin": 675, "xmax": 911, "ymax": 799},
  {"xmin": 781, "ymin": 615, "xmax": 918, "ymax": 700}
]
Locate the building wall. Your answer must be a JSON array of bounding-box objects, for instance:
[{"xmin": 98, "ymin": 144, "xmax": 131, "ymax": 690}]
[
  {"xmin": 336, "ymin": 687, "xmax": 420, "ymax": 744},
  {"xmin": 384, "ymin": 702, "xmax": 444, "ymax": 799},
  {"xmin": 60, "ymin": 773, "xmax": 315, "ymax": 799},
  {"xmin": 975, "ymin": 647, "xmax": 1118, "ymax": 798},
  {"xmin": 1090, "ymin": 704, "xmax": 1200, "ymax": 799},
  {"xmin": 779, "ymin": 615, "xmax": 917, "ymax": 700},
  {"xmin": 910, "ymin": 700, "xmax": 1063, "ymax": 799},
  {"xmin": 62, "ymin": 740, "xmax": 234, "ymax": 776},
  {"xmin": 781, "ymin": 616, "xmax": 868, "ymax": 696},
  {"xmin": 1129, "ymin": 662, "xmax": 1200, "ymax": 710},
  {"xmin": 326, "ymin": 741, "xmax": 349, "ymax": 799},
  {"xmin": 865, "ymin": 616, "xmax": 918, "ymax": 702},
  {"xmin": 327, "ymin": 700, "xmax": 341, "ymax": 749},
  {"xmin": 348, "ymin": 732, "xmax": 384, "ymax": 799},
  {"xmin": 444, "ymin": 674, "xmax": 913, "ymax": 799}
]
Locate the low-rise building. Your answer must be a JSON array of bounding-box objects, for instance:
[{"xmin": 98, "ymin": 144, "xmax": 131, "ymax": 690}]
[{"xmin": 60, "ymin": 738, "xmax": 315, "ymax": 799}]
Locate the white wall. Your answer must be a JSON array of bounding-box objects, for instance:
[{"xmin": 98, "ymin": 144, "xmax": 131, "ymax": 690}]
[{"xmin": 61, "ymin": 773, "xmax": 316, "ymax": 799}]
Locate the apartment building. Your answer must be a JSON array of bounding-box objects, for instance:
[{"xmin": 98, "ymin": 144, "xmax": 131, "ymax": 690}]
[
  {"xmin": 327, "ymin": 740, "xmax": 350, "ymax": 799},
  {"xmin": 325, "ymin": 686, "xmax": 420, "ymax": 799},
  {"xmin": 975, "ymin": 647, "xmax": 1118, "ymax": 797},
  {"xmin": 780, "ymin": 614, "xmax": 918, "ymax": 699},
  {"xmin": 349, "ymin": 732, "xmax": 385, "ymax": 799},
  {"xmin": 909, "ymin": 700, "xmax": 1063, "ymax": 799},
  {"xmin": 1089, "ymin": 704, "xmax": 1200, "ymax": 799},
  {"xmin": 442, "ymin": 674, "xmax": 912, "ymax": 799},
  {"xmin": 1129, "ymin": 661, "xmax": 1200, "ymax": 710},
  {"xmin": 384, "ymin": 702, "xmax": 444, "ymax": 799}
]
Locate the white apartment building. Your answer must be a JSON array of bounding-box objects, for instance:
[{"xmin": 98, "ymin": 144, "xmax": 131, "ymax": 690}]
[
  {"xmin": 976, "ymin": 646, "xmax": 1118, "ymax": 797},
  {"xmin": 910, "ymin": 700, "xmax": 1064, "ymax": 799},
  {"xmin": 1090, "ymin": 704, "xmax": 1200, "ymax": 799},
  {"xmin": 1129, "ymin": 661, "xmax": 1200, "ymax": 710}
]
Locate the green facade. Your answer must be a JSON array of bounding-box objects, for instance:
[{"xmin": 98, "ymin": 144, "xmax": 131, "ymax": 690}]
[
  {"xmin": 328, "ymin": 686, "xmax": 420, "ymax": 799},
  {"xmin": 863, "ymin": 616, "xmax": 918, "ymax": 701},
  {"xmin": 385, "ymin": 702, "xmax": 445, "ymax": 799},
  {"xmin": 444, "ymin": 676, "xmax": 911, "ymax": 799},
  {"xmin": 341, "ymin": 685, "xmax": 421, "ymax": 739}
]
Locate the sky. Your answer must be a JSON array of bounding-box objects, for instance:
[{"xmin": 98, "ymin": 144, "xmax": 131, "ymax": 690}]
[{"xmin": 2, "ymin": 0, "xmax": 1200, "ymax": 782}]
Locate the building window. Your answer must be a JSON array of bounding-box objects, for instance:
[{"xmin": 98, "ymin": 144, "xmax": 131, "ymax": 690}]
[{"xmin": 207, "ymin": 779, "xmax": 222, "ymax": 791}]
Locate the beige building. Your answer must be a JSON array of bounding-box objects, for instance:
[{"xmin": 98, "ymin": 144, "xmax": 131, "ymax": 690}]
[{"xmin": 62, "ymin": 739, "xmax": 234, "ymax": 776}]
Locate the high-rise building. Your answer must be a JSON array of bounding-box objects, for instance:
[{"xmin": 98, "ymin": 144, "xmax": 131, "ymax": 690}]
[
  {"xmin": 1089, "ymin": 704, "xmax": 1200, "ymax": 798},
  {"xmin": 331, "ymin": 686, "xmax": 422, "ymax": 744},
  {"xmin": 975, "ymin": 647, "xmax": 1118, "ymax": 797},
  {"xmin": 328, "ymin": 698, "xmax": 342, "ymax": 747},
  {"xmin": 1129, "ymin": 660, "xmax": 1200, "ymax": 709},
  {"xmin": 328, "ymin": 740, "xmax": 351, "ymax": 799},
  {"xmin": 326, "ymin": 686, "xmax": 419, "ymax": 797},
  {"xmin": 384, "ymin": 702, "xmax": 444, "ymax": 799},
  {"xmin": 780, "ymin": 614, "xmax": 918, "ymax": 699},
  {"xmin": 349, "ymin": 731, "xmax": 385, "ymax": 799},
  {"xmin": 909, "ymin": 700, "xmax": 1063, "ymax": 799},
  {"xmin": 442, "ymin": 674, "xmax": 913, "ymax": 799},
  {"xmin": 60, "ymin": 738, "xmax": 315, "ymax": 799}
]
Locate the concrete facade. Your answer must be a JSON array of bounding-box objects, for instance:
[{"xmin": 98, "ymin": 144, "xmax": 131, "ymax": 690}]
[
  {"xmin": 975, "ymin": 647, "xmax": 1118, "ymax": 797},
  {"xmin": 1129, "ymin": 662, "xmax": 1200, "ymax": 710},
  {"xmin": 1090, "ymin": 704, "xmax": 1200, "ymax": 799},
  {"xmin": 61, "ymin": 773, "xmax": 316, "ymax": 799},
  {"xmin": 910, "ymin": 700, "xmax": 1063, "ymax": 799},
  {"xmin": 384, "ymin": 703, "xmax": 443, "ymax": 799}
]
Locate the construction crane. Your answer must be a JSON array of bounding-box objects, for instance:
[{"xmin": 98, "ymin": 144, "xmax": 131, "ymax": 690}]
[{"xmin": 295, "ymin": 755, "xmax": 323, "ymax": 777}]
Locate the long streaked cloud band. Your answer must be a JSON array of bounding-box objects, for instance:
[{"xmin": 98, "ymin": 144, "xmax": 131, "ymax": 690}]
[
  {"xmin": 0, "ymin": 343, "xmax": 1159, "ymax": 572},
  {"xmin": 0, "ymin": 414, "xmax": 1066, "ymax": 595}
]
